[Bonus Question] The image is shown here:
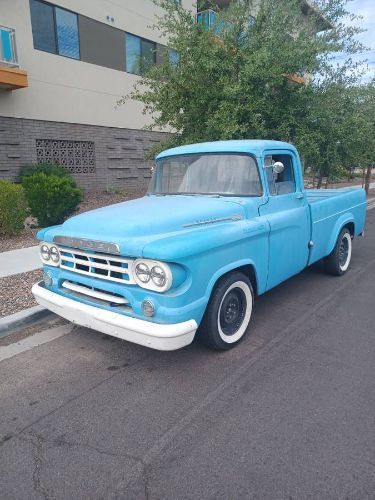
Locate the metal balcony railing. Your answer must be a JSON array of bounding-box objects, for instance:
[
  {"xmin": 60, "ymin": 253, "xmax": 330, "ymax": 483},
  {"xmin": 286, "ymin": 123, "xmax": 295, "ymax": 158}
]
[
  {"xmin": 197, "ymin": 9, "xmax": 218, "ymax": 30},
  {"xmin": 196, "ymin": 9, "xmax": 231, "ymax": 37},
  {"xmin": 197, "ymin": 9, "xmax": 253, "ymax": 38},
  {"xmin": 0, "ymin": 26, "xmax": 18, "ymax": 67}
]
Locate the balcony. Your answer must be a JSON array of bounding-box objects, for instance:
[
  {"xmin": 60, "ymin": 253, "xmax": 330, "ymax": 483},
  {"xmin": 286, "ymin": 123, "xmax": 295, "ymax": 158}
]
[
  {"xmin": 0, "ymin": 26, "xmax": 28, "ymax": 90},
  {"xmin": 196, "ymin": 9, "xmax": 232, "ymax": 37}
]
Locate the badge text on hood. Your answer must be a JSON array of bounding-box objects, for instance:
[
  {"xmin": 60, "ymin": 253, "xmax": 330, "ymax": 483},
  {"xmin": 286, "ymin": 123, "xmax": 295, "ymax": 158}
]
[{"xmin": 53, "ymin": 236, "xmax": 120, "ymax": 254}]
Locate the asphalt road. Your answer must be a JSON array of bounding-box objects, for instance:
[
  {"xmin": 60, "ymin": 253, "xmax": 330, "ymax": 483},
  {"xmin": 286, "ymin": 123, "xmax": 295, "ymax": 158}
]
[{"xmin": 1, "ymin": 211, "xmax": 375, "ymax": 500}]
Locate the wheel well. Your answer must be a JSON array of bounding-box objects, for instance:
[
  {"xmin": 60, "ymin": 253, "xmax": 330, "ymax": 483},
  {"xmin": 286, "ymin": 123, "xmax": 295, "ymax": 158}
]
[
  {"xmin": 219, "ymin": 265, "xmax": 258, "ymax": 296},
  {"xmin": 344, "ymin": 222, "xmax": 355, "ymax": 237}
]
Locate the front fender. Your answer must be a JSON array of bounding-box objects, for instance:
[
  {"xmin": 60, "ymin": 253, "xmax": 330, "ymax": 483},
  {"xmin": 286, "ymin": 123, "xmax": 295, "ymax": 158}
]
[{"xmin": 204, "ymin": 258, "xmax": 261, "ymax": 302}]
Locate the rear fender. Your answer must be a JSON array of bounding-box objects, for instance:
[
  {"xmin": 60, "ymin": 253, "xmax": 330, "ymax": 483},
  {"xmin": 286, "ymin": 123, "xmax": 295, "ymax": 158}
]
[{"xmin": 327, "ymin": 213, "xmax": 354, "ymax": 256}]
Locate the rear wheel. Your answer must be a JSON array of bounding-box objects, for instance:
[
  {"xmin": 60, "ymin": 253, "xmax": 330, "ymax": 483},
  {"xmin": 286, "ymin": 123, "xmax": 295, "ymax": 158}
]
[
  {"xmin": 198, "ymin": 271, "xmax": 254, "ymax": 350},
  {"xmin": 324, "ymin": 227, "xmax": 352, "ymax": 276}
]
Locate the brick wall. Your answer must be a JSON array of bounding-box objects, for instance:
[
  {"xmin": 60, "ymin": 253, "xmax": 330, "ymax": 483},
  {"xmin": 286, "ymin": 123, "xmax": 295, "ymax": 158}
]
[{"xmin": 0, "ymin": 116, "xmax": 169, "ymax": 191}]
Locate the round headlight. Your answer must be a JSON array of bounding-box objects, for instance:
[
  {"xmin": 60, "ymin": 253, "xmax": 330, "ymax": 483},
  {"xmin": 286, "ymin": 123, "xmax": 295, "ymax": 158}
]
[
  {"xmin": 135, "ymin": 262, "xmax": 151, "ymax": 283},
  {"xmin": 151, "ymin": 266, "xmax": 166, "ymax": 287},
  {"xmin": 50, "ymin": 245, "xmax": 60, "ymax": 263},
  {"xmin": 41, "ymin": 244, "xmax": 51, "ymax": 261}
]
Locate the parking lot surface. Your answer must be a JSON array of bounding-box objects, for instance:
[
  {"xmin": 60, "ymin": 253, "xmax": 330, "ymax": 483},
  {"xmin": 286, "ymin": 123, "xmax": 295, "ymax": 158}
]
[{"xmin": 1, "ymin": 211, "xmax": 374, "ymax": 499}]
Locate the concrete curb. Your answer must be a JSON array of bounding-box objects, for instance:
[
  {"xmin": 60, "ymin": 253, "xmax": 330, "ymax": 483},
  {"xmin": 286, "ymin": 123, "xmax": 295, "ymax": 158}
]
[{"xmin": 0, "ymin": 306, "xmax": 54, "ymax": 339}]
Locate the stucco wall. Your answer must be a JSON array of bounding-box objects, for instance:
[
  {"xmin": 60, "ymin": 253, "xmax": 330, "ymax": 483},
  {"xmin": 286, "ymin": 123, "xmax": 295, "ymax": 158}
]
[{"xmin": 0, "ymin": 0, "xmax": 195, "ymax": 129}]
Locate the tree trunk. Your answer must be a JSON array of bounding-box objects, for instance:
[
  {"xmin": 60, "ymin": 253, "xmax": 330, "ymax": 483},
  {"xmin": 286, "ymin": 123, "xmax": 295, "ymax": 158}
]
[
  {"xmin": 316, "ymin": 173, "xmax": 323, "ymax": 189},
  {"xmin": 364, "ymin": 165, "xmax": 372, "ymax": 195}
]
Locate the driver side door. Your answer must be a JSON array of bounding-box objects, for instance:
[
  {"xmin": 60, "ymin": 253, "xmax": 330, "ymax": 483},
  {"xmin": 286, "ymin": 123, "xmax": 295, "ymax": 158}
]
[{"xmin": 259, "ymin": 150, "xmax": 310, "ymax": 290}]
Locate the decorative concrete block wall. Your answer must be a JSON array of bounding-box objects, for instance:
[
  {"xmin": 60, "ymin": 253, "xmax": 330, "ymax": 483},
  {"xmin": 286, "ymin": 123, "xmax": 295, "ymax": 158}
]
[{"xmin": 0, "ymin": 116, "xmax": 169, "ymax": 191}]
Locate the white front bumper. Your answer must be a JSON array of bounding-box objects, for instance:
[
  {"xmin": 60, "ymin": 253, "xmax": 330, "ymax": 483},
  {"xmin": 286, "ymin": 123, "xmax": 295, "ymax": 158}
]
[{"xmin": 32, "ymin": 283, "xmax": 197, "ymax": 351}]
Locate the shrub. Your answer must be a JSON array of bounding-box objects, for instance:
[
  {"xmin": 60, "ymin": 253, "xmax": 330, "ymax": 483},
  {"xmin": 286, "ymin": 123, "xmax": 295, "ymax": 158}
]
[
  {"xmin": 22, "ymin": 173, "xmax": 82, "ymax": 227},
  {"xmin": 0, "ymin": 180, "xmax": 27, "ymax": 236},
  {"xmin": 19, "ymin": 162, "xmax": 70, "ymax": 182}
]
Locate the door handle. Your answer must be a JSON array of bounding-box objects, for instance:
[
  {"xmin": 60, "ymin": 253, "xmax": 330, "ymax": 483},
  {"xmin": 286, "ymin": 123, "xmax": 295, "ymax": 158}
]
[{"xmin": 296, "ymin": 192, "xmax": 304, "ymax": 200}]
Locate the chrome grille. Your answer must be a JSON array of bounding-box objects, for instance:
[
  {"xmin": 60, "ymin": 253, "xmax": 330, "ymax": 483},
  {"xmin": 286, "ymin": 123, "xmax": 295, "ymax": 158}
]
[{"xmin": 58, "ymin": 247, "xmax": 135, "ymax": 284}]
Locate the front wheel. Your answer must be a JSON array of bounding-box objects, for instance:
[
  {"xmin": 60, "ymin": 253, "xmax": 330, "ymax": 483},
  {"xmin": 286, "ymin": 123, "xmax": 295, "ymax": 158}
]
[
  {"xmin": 198, "ymin": 271, "xmax": 254, "ymax": 350},
  {"xmin": 324, "ymin": 227, "xmax": 352, "ymax": 276}
]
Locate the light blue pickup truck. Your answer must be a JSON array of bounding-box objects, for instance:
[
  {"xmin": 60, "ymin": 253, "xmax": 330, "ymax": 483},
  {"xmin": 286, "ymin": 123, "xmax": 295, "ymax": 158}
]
[{"xmin": 32, "ymin": 140, "xmax": 367, "ymax": 351}]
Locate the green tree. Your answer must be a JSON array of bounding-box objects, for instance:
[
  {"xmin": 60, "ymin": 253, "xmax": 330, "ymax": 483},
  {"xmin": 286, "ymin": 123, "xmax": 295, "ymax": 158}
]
[
  {"xmin": 298, "ymin": 80, "xmax": 375, "ymax": 187},
  {"xmin": 121, "ymin": 0, "xmax": 373, "ymax": 185}
]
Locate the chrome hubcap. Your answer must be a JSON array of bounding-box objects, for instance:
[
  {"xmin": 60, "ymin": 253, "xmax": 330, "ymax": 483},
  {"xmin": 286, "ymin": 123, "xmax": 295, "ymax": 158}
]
[
  {"xmin": 339, "ymin": 237, "xmax": 349, "ymax": 267},
  {"xmin": 219, "ymin": 288, "xmax": 246, "ymax": 336}
]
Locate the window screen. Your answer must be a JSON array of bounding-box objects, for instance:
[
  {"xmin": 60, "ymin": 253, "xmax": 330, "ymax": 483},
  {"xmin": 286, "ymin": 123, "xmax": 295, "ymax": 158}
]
[
  {"xmin": 30, "ymin": 0, "xmax": 57, "ymax": 54},
  {"xmin": 55, "ymin": 7, "xmax": 80, "ymax": 59}
]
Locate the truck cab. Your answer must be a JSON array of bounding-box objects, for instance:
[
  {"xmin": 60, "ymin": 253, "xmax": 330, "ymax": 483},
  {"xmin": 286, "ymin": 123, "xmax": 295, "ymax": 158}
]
[{"xmin": 32, "ymin": 140, "xmax": 367, "ymax": 351}]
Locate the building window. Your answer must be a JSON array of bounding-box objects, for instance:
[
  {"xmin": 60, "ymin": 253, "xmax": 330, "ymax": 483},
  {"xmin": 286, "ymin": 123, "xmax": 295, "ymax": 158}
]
[
  {"xmin": 29, "ymin": 0, "xmax": 80, "ymax": 60},
  {"xmin": 36, "ymin": 139, "xmax": 95, "ymax": 174},
  {"xmin": 125, "ymin": 33, "xmax": 156, "ymax": 75},
  {"xmin": 30, "ymin": 0, "xmax": 57, "ymax": 54},
  {"xmin": 169, "ymin": 49, "xmax": 179, "ymax": 66},
  {"xmin": 55, "ymin": 7, "xmax": 80, "ymax": 60},
  {"xmin": 126, "ymin": 33, "xmax": 141, "ymax": 75}
]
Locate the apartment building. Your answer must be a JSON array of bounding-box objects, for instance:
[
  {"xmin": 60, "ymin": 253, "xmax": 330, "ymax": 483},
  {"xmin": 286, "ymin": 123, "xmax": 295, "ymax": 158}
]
[
  {"xmin": 0, "ymin": 0, "xmax": 196, "ymax": 190},
  {"xmin": 0, "ymin": 0, "xmax": 329, "ymax": 190}
]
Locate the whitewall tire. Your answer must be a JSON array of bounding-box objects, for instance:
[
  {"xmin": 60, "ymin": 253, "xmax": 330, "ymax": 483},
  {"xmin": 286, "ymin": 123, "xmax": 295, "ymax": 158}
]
[
  {"xmin": 324, "ymin": 227, "xmax": 352, "ymax": 276},
  {"xmin": 198, "ymin": 271, "xmax": 254, "ymax": 350}
]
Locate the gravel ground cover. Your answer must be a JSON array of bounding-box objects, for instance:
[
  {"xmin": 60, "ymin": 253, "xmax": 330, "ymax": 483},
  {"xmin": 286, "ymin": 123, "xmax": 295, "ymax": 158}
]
[
  {"xmin": 0, "ymin": 268, "xmax": 43, "ymax": 317},
  {"xmin": 0, "ymin": 189, "xmax": 146, "ymax": 318},
  {"xmin": 0, "ymin": 189, "xmax": 146, "ymax": 252}
]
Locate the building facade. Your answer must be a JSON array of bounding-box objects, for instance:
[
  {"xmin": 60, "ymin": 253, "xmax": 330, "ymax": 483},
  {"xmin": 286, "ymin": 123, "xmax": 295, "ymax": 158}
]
[
  {"xmin": 0, "ymin": 0, "xmax": 329, "ymax": 190},
  {"xmin": 0, "ymin": 0, "xmax": 195, "ymax": 190}
]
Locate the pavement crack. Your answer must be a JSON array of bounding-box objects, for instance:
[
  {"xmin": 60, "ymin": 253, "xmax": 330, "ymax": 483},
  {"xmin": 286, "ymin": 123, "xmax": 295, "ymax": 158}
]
[
  {"xmin": 51, "ymin": 435, "xmax": 143, "ymax": 463},
  {"xmin": 19, "ymin": 432, "xmax": 55, "ymax": 500},
  {"xmin": 40, "ymin": 435, "xmax": 151, "ymax": 499}
]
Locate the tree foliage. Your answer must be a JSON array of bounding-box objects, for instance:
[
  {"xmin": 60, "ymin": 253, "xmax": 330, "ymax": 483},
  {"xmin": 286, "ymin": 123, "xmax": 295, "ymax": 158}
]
[{"xmin": 122, "ymin": 0, "xmax": 374, "ymax": 183}]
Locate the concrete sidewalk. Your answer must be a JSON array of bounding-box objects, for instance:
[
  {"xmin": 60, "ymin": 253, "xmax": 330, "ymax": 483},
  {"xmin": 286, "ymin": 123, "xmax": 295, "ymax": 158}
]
[{"xmin": 0, "ymin": 245, "xmax": 41, "ymax": 278}]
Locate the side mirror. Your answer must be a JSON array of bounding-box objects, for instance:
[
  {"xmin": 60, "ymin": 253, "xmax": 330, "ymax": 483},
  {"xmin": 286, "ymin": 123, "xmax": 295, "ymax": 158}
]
[{"xmin": 273, "ymin": 162, "xmax": 284, "ymax": 174}]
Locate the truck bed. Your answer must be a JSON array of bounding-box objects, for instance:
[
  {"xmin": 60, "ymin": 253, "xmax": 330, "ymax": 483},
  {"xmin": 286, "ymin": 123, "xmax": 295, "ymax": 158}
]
[{"xmin": 306, "ymin": 187, "xmax": 367, "ymax": 264}]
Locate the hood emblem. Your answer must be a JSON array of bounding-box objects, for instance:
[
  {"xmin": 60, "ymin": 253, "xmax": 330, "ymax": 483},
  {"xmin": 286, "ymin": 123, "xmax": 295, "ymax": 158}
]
[
  {"xmin": 182, "ymin": 214, "xmax": 242, "ymax": 228},
  {"xmin": 53, "ymin": 236, "xmax": 120, "ymax": 255}
]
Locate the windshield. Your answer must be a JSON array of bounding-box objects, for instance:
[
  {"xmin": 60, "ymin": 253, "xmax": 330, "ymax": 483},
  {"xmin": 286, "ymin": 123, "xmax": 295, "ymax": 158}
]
[{"xmin": 148, "ymin": 153, "xmax": 262, "ymax": 196}]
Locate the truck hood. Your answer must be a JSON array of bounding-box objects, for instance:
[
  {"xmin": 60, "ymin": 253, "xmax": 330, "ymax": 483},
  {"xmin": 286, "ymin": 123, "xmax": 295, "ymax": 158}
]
[{"xmin": 41, "ymin": 195, "xmax": 254, "ymax": 257}]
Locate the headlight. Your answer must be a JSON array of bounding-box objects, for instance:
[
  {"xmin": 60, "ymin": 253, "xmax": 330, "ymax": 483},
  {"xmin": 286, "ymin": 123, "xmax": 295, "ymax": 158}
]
[
  {"xmin": 135, "ymin": 262, "xmax": 151, "ymax": 283},
  {"xmin": 150, "ymin": 266, "xmax": 166, "ymax": 287},
  {"xmin": 40, "ymin": 244, "xmax": 51, "ymax": 261},
  {"xmin": 39, "ymin": 242, "xmax": 60, "ymax": 266},
  {"xmin": 50, "ymin": 245, "xmax": 60, "ymax": 263},
  {"xmin": 133, "ymin": 259, "xmax": 172, "ymax": 292}
]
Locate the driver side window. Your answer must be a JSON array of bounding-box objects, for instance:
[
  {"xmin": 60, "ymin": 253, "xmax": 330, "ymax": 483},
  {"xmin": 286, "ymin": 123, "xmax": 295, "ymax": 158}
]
[{"xmin": 265, "ymin": 154, "xmax": 296, "ymax": 196}]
